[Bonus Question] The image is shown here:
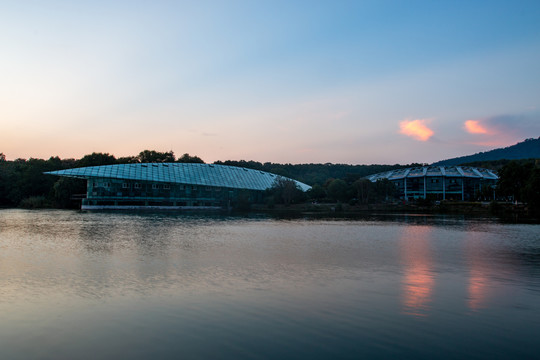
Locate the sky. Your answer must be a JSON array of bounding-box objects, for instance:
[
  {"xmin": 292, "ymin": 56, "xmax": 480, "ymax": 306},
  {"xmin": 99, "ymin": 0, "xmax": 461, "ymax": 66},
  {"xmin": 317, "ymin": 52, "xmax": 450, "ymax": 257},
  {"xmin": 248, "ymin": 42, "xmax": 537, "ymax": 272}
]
[{"xmin": 1, "ymin": 0, "xmax": 539, "ymax": 164}]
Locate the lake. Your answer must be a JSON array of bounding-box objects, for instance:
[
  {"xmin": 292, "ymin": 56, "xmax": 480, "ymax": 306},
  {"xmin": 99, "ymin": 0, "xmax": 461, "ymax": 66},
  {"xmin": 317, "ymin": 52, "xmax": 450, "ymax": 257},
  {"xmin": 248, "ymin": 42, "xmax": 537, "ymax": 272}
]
[{"xmin": 0, "ymin": 209, "xmax": 539, "ymax": 359}]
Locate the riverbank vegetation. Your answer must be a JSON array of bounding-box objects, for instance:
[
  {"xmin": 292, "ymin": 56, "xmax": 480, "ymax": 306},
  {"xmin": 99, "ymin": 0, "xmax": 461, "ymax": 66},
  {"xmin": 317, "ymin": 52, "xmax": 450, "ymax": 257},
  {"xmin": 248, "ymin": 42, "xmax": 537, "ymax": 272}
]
[
  {"xmin": 0, "ymin": 150, "xmax": 204, "ymax": 208},
  {"xmin": 0, "ymin": 150, "xmax": 538, "ymax": 217}
]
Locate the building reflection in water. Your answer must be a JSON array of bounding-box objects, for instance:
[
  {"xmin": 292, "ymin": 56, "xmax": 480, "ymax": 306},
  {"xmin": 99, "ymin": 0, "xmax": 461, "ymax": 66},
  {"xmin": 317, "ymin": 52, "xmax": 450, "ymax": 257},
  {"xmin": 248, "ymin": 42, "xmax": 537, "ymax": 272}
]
[{"xmin": 400, "ymin": 225, "xmax": 434, "ymax": 316}]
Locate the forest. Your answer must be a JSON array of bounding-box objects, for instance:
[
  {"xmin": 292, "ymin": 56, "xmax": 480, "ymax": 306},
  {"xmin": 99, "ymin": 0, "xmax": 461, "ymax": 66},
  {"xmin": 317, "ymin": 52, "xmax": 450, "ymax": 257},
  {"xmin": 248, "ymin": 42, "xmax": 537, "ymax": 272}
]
[{"xmin": 0, "ymin": 150, "xmax": 538, "ymax": 213}]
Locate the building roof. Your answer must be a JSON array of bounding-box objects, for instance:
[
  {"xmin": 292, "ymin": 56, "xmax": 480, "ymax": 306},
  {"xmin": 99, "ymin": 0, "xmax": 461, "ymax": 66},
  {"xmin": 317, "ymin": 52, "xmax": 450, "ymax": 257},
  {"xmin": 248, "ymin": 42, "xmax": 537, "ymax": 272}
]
[
  {"xmin": 45, "ymin": 163, "xmax": 311, "ymax": 192},
  {"xmin": 366, "ymin": 166, "xmax": 498, "ymax": 182}
]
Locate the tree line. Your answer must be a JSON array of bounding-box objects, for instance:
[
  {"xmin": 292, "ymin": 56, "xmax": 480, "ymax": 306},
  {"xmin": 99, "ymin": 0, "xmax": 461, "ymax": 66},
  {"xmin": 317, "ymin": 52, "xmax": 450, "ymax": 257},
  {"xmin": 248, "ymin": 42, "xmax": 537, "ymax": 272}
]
[
  {"xmin": 0, "ymin": 150, "xmax": 408, "ymax": 209},
  {"xmin": 0, "ymin": 150, "xmax": 203, "ymax": 208},
  {"xmin": 495, "ymin": 159, "xmax": 540, "ymax": 214},
  {"xmin": 214, "ymin": 159, "xmax": 410, "ymax": 185},
  {"xmin": 263, "ymin": 176, "xmax": 399, "ymax": 207},
  {"xmin": 2, "ymin": 149, "xmax": 537, "ymax": 213},
  {"xmin": 265, "ymin": 158, "xmax": 540, "ymax": 212},
  {"xmin": 459, "ymin": 158, "xmax": 540, "ymax": 214}
]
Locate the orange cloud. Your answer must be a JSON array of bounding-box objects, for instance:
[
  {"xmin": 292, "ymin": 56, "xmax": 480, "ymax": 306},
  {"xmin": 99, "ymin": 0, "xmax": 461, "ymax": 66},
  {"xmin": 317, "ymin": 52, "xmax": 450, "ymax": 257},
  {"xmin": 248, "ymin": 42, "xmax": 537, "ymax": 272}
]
[
  {"xmin": 464, "ymin": 120, "xmax": 489, "ymax": 134},
  {"xmin": 399, "ymin": 119, "xmax": 434, "ymax": 141}
]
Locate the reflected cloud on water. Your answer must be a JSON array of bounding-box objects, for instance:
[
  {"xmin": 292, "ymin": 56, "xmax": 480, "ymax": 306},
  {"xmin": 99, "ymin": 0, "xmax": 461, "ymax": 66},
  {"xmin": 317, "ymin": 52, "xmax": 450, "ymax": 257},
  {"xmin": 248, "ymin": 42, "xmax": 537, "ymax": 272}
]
[
  {"xmin": 1, "ymin": 209, "xmax": 540, "ymax": 359},
  {"xmin": 465, "ymin": 235, "xmax": 495, "ymax": 311},
  {"xmin": 396, "ymin": 220, "xmax": 535, "ymax": 316},
  {"xmin": 400, "ymin": 226, "xmax": 435, "ymax": 316}
]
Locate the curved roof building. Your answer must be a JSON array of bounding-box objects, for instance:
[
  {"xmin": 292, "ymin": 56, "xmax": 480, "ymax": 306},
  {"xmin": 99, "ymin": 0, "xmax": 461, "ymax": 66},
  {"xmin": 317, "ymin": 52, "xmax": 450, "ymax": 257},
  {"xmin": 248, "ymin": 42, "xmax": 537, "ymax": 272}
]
[
  {"xmin": 366, "ymin": 165, "xmax": 498, "ymax": 201},
  {"xmin": 46, "ymin": 163, "xmax": 311, "ymax": 210}
]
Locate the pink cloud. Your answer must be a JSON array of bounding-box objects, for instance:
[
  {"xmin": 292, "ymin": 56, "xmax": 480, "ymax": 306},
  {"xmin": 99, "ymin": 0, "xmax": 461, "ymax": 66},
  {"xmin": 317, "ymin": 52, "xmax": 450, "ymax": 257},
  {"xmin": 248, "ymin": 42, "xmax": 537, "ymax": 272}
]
[
  {"xmin": 399, "ymin": 119, "xmax": 434, "ymax": 141},
  {"xmin": 464, "ymin": 120, "xmax": 490, "ymax": 134},
  {"xmin": 461, "ymin": 112, "xmax": 540, "ymax": 147}
]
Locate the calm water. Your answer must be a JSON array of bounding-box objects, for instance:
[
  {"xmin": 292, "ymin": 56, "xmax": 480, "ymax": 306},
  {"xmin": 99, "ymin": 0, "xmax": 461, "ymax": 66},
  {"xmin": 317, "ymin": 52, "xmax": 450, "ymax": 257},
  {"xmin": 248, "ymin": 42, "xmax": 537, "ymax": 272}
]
[{"xmin": 0, "ymin": 209, "xmax": 539, "ymax": 359}]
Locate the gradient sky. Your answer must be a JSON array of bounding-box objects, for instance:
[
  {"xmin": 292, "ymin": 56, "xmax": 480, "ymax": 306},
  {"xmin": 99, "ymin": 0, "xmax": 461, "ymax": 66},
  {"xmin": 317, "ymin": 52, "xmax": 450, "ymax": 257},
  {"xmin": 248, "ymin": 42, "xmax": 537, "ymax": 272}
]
[{"xmin": 1, "ymin": 0, "xmax": 539, "ymax": 164}]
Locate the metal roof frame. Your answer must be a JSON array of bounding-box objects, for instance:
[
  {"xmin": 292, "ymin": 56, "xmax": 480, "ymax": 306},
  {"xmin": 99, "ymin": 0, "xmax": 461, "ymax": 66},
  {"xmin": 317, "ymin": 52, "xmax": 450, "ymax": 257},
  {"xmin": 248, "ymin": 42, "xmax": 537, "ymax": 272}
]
[
  {"xmin": 366, "ymin": 165, "xmax": 498, "ymax": 182},
  {"xmin": 46, "ymin": 163, "xmax": 311, "ymax": 192}
]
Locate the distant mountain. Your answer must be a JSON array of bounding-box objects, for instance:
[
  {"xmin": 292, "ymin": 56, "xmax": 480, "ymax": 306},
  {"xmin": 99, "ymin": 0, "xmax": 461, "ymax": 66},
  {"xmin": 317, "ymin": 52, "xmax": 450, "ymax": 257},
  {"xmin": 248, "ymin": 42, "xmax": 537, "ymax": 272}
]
[{"xmin": 433, "ymin": 137, "xmax": 540, "ymax": 166}]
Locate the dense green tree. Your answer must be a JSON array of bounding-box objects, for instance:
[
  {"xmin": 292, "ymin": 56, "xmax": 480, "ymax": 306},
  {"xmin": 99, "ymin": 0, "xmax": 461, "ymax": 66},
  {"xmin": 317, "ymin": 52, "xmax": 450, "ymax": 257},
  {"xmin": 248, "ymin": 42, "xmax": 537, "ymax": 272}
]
[
  {"xmin": 352, "ymin": 179, "xmax": 372, "ymax": 204},
  {"xmin": 117, "ymin": 156, "xmax": 138, "ymax": 164},
  {"xmin": 373, "ymin": 178, "xmax": 397, "ymax": 202},
  {"xmin": 522, "ymin": 168, "xmax": 540, "ymax": 214},
  {"xmin": 136, "ymin": 150, "xmax": 175, "ymax": 163},
  {"xmin": 327, "ymin": 179, "xmax": 348, "ymax": 202},
  {"xmin": 497, "ymin": 161, "xmax": 533, "ymax": 202},
  {"xmin": 78, "ymin": 152, "xmax": 117, "ymax": 167},
  {"xmin": 52, "ymin": 177, "xmax": 86, "ymax": 208},
  {"xmin": 0, "ymin": 160, "xmax": 18, "ymax": 205},
  {"xmin": 214, "ymin": 159, "xmax": 261, "ymax": 169},
  {"xmin": 0, "ymin": 157, "xmax": 71, "ymax": 206},
  {"xmin": 307, "ymin": 184, "xmax": 326, "ymax": 201},
  {"xmin": 493, "ymin": 159, "xmax": 540, "ymax": 216},
  {"xmin": 177, "ymin": 153, "xmax": 205, "ymax": 163},
  {"xmin": 266, "ymin": 177, "xmax": 306, "ymax": 205},
  {"xmin": 17, "ymin": 159, "xmax": 58, "ymax": 203}
]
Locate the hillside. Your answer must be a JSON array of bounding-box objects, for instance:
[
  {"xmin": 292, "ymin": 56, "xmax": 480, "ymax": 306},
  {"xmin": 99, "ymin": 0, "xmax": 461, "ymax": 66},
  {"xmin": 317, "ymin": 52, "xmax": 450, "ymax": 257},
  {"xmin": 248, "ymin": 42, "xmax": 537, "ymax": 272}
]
[{"xmin": 433, "ymin": 137, "xmax": 540, "ymax": 166}]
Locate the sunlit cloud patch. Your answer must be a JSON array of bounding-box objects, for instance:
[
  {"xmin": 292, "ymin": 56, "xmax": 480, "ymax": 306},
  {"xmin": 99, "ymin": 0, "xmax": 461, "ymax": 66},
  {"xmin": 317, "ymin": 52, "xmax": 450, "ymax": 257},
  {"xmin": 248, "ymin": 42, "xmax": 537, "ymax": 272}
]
[
  {"xmin": 399, "ymin": 119, "xmax": 434, "ymax": 141},
  {"xmin": 464, "ymin": 120, "xmax": 490, "ymax": 134},
  {"xmin": 463, "ymin": 112, "xmax": 540, "ymax": 147}
]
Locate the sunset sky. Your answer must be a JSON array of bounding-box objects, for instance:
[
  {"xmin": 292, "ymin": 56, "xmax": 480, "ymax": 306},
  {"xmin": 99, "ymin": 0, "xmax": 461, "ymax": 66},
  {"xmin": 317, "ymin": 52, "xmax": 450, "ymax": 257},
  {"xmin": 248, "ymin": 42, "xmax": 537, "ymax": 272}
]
[{"xmin": 1, "ymin": 0, "xmax": 539, "ymax": 164}]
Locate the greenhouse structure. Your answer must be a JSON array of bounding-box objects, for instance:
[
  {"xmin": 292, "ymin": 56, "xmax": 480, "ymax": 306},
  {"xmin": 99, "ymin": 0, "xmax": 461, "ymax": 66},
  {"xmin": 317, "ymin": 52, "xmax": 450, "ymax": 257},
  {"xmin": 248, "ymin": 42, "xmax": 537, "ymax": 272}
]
[
  {"xmin": 366, "ymin": 166, "xmax": 498, "ymax": 201},
  {"xmin": 46, "ymin": 163, "xmax": 311, "ymax": 210}
]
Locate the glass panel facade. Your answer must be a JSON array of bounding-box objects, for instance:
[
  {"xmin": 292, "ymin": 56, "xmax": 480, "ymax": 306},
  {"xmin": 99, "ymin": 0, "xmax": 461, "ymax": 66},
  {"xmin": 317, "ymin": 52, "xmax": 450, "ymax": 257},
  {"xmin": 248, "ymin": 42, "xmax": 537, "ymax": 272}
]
[
  {"xmin": 46, "ymin": 163, "xmax": 310, "ymax": 208},
  {"xmin": 84, "ymin": 178, "xmax": 247, "ymax": 207},
  {"xmin": 367, "ymin": 166, "xmax": 498, "ymax": 201},
  {"xmin": 46, "ymin": 163, "xmax": 310, "ymax": 192}
]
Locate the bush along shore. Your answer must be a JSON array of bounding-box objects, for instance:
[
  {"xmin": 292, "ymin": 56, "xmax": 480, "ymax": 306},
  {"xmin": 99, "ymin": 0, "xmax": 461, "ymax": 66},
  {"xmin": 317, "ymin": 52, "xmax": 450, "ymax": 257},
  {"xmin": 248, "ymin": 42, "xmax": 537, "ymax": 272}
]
[{"xmin": 247, "ymin": 200, "xmax": 536, "ymax": 219}]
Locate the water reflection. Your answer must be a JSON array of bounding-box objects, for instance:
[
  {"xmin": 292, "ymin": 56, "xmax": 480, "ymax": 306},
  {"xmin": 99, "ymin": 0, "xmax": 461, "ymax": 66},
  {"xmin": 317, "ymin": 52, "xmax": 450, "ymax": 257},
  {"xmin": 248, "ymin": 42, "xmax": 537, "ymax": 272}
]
[
  {"xmin": 400, "ymin": 226, "xmax": 434, "ymax": 316},
  {"xmin": 1, "ymin": 210, "xmax": 540, "ymax": 359},
  {"xmin": 465, "ymin": 235, "xmax": 492, "ymax": 311}
]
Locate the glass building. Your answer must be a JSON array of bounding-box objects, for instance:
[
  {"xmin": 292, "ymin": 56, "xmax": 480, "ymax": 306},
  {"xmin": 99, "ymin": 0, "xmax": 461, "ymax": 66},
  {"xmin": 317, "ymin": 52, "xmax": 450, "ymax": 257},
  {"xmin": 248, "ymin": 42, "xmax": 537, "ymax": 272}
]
[
  {"xmin": 366, "ymin": 166, "xmax": 498, "ymax": 201},
  {"xmin": 46, "ymin": 163, "xmax": 311, "ymax": 210}
]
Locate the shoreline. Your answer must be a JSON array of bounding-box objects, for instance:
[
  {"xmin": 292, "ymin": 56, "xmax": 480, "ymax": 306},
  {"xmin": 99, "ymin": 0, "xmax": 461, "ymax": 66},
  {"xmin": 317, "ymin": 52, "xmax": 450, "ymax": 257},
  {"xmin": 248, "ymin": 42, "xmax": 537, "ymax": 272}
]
[
  {"xmin": 247, "ymin": 201, "xmax": 539, "ymax": 222},
  {"xmin": 4, "ymin": 201, "xmax": 537, "ymax": 223}
]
